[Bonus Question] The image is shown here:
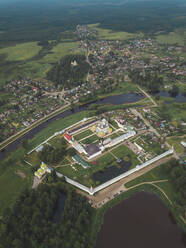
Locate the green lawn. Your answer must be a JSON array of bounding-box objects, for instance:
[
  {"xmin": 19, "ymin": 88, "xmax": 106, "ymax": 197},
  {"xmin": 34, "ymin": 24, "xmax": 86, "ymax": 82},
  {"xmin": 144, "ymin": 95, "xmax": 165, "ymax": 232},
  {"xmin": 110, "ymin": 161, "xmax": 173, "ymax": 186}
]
[
  {"xmin": 106, "ymin": 132, "xmax": 119, "ymax": 139},
  {"xmin": 109, "ymin": 119, "xmax": 118, "ymax": 129},
  {"xmin": 74, "ymin": 129, "xmax": 93, "ymax": 141},
  {"xmin": 0, "ymin": 42, "xmax": 41, "ymax": 61},
  {"xmin": 167, "ymin": 137, "xmax": 185, "ymax": 154},
  {"xmin": 95, "ymin": 153, "xmax": 116, "ymax": 168},
  {"xmin": 26, "ymin": 151, "xmax": 41, "ymax": 167},
  {"xmin": 88, "ymin": 23, "xmax": 143, "ymax": 40},
  {"xmin": 81, "ymin": 135, "xmax": 99, "ymax": 144},
  {"xmin": 111, "ymin": 144, "xmax": 138, "ymax": 167},
  {"xmin": 57, "ymin": 164, "xmax": 92, "ymax": 187},
  {"xmin": 155, "ymin": 181, "xmax": 176, "ymax": 205},
  {"xmin": 125, "ymin": 162, "xmax": 170, "ymax": 188},
  {"xmin": 28, "ymin": 111, "xmax": 90, "ymax": 149}
]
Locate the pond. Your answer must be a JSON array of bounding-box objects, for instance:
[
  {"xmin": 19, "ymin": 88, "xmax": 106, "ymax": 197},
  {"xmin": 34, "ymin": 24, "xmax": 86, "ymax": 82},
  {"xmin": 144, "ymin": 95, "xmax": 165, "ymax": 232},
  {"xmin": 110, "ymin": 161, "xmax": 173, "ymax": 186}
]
[
  {"xmin": 96, "ymin": 192, "xmax": 186, "ymax": 248},
  {"xmin": 0, "ymin": 92, "xmax": 145, "ymax": 162},
  {"xmin": 92, "ymin": 160, "xmax": 131, "ymax": 184},
  {"xmin": 95, "ymin": 93, "xmax": 144, "ymax": 105},
  {"xmin": 52, "ymin": 193, "xmax": 66, "ymax": 223},
  {"xmin": 155, "ymin": 91, "xmax": 186, "ymax": 103}
]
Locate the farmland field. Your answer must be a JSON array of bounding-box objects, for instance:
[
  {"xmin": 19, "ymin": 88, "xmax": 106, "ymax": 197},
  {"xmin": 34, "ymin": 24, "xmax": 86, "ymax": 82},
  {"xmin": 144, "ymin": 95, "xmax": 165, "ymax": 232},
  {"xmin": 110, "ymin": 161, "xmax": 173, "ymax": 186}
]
[
  {"xmin": 40, "ymin": 41, "xmax": 83, "ymax": 63},
  {"xmin": 88, "ymin": 23, "xmax": 143, "ymax": 40},
  {"xmin": 0, "ymin": 42, "xmax": 41, "ymax": 61},
  {"xmin": 156, "ymin": 30, "xmax": 186, "ymax": 46}
]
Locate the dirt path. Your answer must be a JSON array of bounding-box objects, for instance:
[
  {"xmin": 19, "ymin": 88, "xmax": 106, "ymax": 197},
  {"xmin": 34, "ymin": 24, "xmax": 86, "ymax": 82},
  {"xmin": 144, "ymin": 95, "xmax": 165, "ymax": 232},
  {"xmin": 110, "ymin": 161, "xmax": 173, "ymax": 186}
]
[
  {"xmin": 32, "ymin": 175, "xmax": 46, "ymax": 189},
  {"xmin": 127, "ymin": 180, "xmax": 172, "ymax": 205},
  {"xmin": 138, "ymin": 86, "xmax": 157, "ymax": 107}
]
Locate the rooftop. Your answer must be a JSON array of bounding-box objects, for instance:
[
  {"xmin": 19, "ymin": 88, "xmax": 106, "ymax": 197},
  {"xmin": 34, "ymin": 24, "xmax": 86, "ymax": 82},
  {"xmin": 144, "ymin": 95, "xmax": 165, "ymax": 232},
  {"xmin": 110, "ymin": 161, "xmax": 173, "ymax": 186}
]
[{"xmin": 85, "ymin": 144, "xmax": 101, "ymax": 156}]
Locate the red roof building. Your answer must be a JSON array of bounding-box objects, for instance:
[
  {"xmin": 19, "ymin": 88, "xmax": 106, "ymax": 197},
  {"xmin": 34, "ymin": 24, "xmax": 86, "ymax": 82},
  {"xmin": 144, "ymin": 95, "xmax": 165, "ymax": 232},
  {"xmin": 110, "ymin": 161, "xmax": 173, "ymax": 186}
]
[{"xmin": 64, "ymin": 133, "xmax": 72, "ymax": 142}]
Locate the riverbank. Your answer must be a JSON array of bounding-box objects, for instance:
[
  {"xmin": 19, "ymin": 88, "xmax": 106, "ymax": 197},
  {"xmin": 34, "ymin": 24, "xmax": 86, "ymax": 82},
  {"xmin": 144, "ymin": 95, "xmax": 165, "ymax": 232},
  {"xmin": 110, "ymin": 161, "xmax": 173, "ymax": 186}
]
[{"xmin": 0, "ymin": 104, "xmax": 70, "ymax": 152}]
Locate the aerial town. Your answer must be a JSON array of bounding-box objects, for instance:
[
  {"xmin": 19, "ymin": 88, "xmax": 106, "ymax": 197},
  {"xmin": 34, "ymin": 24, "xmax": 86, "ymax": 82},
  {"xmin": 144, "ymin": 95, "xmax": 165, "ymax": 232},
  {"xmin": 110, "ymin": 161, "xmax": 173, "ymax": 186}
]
[{"xmin": 1, "ymin": 25, "xmax": 186, "ymax": 144}]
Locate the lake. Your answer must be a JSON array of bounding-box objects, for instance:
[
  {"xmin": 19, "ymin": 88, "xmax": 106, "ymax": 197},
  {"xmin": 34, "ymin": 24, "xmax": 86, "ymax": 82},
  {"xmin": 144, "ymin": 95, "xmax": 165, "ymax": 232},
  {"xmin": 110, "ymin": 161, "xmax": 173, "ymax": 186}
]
[{"xmin": 96, "ymin": 192, "xmax": 186, "ymax": 248}]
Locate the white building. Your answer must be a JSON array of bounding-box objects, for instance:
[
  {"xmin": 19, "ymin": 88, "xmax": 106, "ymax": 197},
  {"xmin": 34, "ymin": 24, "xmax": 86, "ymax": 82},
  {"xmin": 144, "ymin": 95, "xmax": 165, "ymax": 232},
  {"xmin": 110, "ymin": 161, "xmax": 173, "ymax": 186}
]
[
  {"xmin": 105, "ymin": 131, "xmax": 136, "ymax": 148},
  {"xmin": 72, "ymin": 141, "xmax": 86, "ymax": 154}
]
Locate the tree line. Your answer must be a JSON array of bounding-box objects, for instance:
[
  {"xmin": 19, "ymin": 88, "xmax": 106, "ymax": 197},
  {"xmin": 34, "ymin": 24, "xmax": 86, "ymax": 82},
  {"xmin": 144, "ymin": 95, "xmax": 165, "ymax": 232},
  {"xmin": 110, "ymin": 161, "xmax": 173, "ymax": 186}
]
[
  {"xmin": 0, "ymin": 181, "xmax": 94, "ymax": 248},
  {"xmin": 164, "ymin": 159, "xmax": 186, "ymax": 216}
]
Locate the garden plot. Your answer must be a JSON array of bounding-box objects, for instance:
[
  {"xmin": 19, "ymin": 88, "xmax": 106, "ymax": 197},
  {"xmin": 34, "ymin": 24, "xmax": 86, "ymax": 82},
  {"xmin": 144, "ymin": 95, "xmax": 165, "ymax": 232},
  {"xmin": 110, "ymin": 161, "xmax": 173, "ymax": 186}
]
[{"xmin": 73, "ymin": 129, "xmax": 93, "ymax": 141}]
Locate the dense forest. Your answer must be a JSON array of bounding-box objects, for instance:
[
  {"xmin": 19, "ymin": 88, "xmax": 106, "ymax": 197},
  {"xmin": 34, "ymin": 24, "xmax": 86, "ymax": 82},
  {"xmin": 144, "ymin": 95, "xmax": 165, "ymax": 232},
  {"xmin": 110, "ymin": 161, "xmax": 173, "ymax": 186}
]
[
  {"xmin": 0, "ymin": 181, "xmax": 94, "ymax": 248},
  {"xmin": 0, "ymin": 0, "xmax": 186, "ymax": 43},
  {"xmin": 164, "ymin": 159, "xmax": 186, "ymax": 216},
  {"xmin": 47, "ymin": 55, "xmax": 90, "ymax": 88}
]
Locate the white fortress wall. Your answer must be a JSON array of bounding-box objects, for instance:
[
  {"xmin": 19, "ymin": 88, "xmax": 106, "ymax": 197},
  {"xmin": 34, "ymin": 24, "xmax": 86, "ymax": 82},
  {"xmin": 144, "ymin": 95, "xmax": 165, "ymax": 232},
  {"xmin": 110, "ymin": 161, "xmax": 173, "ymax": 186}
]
[
  {"xmin": 27, "ymin": 116, "xmax": 96, "ymax": 155},
  {"xmin": 56, "ymin": 149, "xmax": 173, "ymax": 196}
]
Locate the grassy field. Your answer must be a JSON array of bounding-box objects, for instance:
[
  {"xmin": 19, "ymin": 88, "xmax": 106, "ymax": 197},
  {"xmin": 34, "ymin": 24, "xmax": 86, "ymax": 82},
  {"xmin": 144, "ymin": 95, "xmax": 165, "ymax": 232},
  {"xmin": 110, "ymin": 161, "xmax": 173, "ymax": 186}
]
[
  {"xmin": 0, "ymin": 42, "xmax": 41, "ymax": 61},
  {"xmin": 0, "ymin": 164, "xmax": 33, "ymax": 215},
  {"xmin": 0, "ymin": 147, "xmax": 33, "ymax": 215},
  {"xmin": 156, "ymin": 29, "xmax": 186, "ymax": 46},
  {"xmin": 167, "ymin": 137, "xmax": 185, "ymax": 154},
  {"xmin": 21, "ymin": 61, "xmax": 52, "ymax": 79},
  {"xmin": 0, "ymin": 40, "xmax": 83, "ymax": 85},
  {"xmin": 94, "ymin": 153, "xmax": 116, "ymax": 168},
  {"xmin": 125, "ymin": 162, "xmax": 169, "ymax": 188},
  {"xmin": 111, "ymin": 144, "xmax": 138, "ymax": 168},
  {"xmin": 28, "ymin": 111, "xmax": 91, "ymax": 149},
  {"xmin": 88, "ymin": 23, "xmax": 143, "ymax": 40},
  {"xmin": 98, "ymin": 82, "xmax": 139, "ymax": 98},
  {"xmin": 157, "ymin": 102, "xmax": 186, "ymax": 122},
  {"xmin": 73, "ymin": 129, "xmax": 93, "ymax": 141},
  {"xmin": 155, "ymin": 181, "xmax": 176, "ymax": 205},
  {"xmin": 81, "ymin": 135, "xmax": 99, "ymax": 144},
  {"xmin": 109, "ymin": 119, "xmax": 118, "ymax": 129},
  {"xmin": 40, "ymin": 41, "xmax": 83, "ymax": 63}
]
